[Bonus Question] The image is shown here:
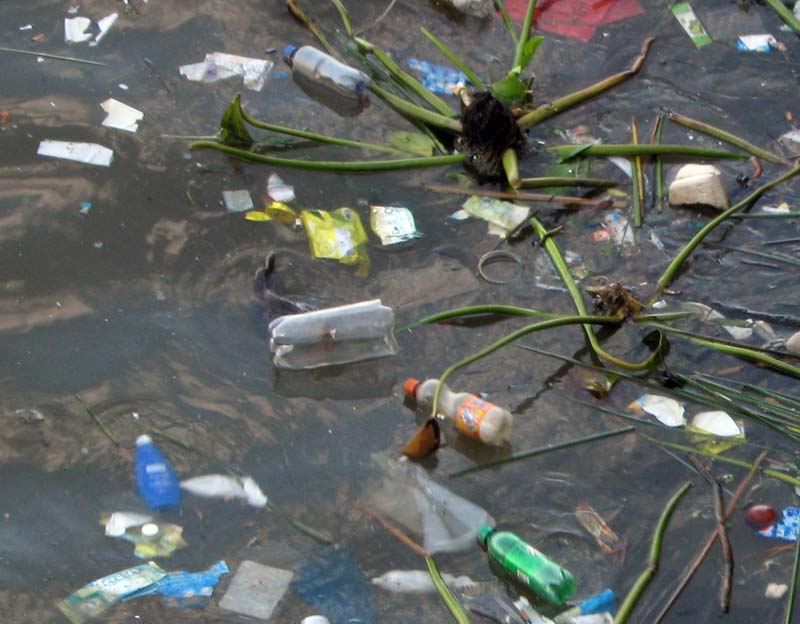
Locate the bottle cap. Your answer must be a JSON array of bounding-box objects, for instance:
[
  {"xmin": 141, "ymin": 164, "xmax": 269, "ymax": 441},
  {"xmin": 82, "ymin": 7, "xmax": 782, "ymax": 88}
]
[
  {"xmin": 136, "ymin": 434, "xmax": 152, "ymax": 446},
  {"xmin": 403, "ymin": 377, "xmax": 421, "ymax": 398},
  {"xmin": 476, "ymin": 525, "xmax": 495, "ymax": 549},
  {"xmin": 578, "ymin": 588, "xmax": 616, "ymax": 615},
  {"xmin": 283, "ymin": 44, "xmax": 298, "ymax": 66}
]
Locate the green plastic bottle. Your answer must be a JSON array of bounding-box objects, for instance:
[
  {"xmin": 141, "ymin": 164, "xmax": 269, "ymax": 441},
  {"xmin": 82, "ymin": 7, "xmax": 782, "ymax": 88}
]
[{"xmin": 477, "ymin": 526, "xmax": 576, "ymax": 606}]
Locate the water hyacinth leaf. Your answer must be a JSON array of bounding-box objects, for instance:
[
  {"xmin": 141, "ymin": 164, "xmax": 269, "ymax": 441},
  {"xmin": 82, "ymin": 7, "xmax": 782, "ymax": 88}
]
[
  {"xmin": 513, "ymin": 35, "xmax": 544, "ymax": 75},
  {"xmin": 387, "ymin": 131, "xmax": 435, "ymax": 156},
  {"xmin": 218, "ymin": 95, "xmax": 253, "ymax": 148},
  {"xmin": 630, "ymin": 394, "xmax": 686, "ymax": 427},
  {"xmin": 490, "ymin": 74, "xmax": 529, "ymax": 103}
]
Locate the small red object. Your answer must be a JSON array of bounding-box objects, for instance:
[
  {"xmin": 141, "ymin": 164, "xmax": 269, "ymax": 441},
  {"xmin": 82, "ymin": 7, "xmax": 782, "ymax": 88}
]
[
  {"xmin": 745, "ymin": 504, "xmax": 777, "ymax": 530},
  {"xmin": 0, "ymin": 111, "xmax": 8, "ymax": 126},
  {"xmin": 403, "ymin": 377, "xmax": 422, "ymax": 399}
]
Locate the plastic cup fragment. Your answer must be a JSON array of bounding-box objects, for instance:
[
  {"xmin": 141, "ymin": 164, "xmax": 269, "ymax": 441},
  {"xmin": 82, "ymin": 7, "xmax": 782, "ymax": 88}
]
[
  {"xmin": 629, "ymin": 394, "xmax": 685, "ymax": 427},
  {"xmin": 222, "ymin": 190, "xmax": 254, "ymax": 213},
  {"xmin": 691, "ymin": 410, "xmax": 742, "ymax": 437}
]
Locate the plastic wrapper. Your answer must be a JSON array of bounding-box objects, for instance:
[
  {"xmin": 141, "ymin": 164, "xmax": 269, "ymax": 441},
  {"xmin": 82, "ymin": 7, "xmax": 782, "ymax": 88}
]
[
  {"xmin": 757, "ymin": 506, "xmax": 799, "ymax": 541},
  {"xmin": 300, "ymin": 207, "xmax": 369, "ymax": 267},
  {"xmin": 37, "ymin": 140, "xmax": 113, "ymax": 167},
  {"xmin": 371, "ymin": 569, "xmax": 477, "ymax": 593},
  {"xmin": 180, "ymin": 52, "xmax": 274, "ymax": 91},
  {"xmin": 407, "ymin": 59, "xmax": 469, "ymax": 95},
  {"xmin": 58, "ymin": 563, "xmax": 166, "ymax": 624},
  {"xmin": 101, "ymin": 513, "xmax": 187, "ymax": 558},
  {"xmin": 671, "ymin": 2, "xmax": 712, "ymax": 48},
  {"xmin": 461, "ymin": 195, "xmax": 529, "ymax": 237},
  {"xmin": 269, "ymin": 299, "xmax": 398, "ymax": 370},
  {"xmin": 370, "ymin": 205, "xmax": 421, "ymax": 245},
  {"xmin": 125, "ymin": 560, "xmax": 229, "ymax": 608}
]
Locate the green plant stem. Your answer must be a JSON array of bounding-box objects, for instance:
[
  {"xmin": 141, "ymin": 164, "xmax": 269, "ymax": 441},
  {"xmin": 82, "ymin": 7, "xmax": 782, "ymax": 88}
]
[
  {"xmin": 426, "ymin": 555, "xmax": 472, "ymax": 623},
  {"xmin": 518, "ymin": 37, "xmax": 654, "ymax": 128},
  {"xmin": 368, "ymin": 45, "xmax": 456, "ymax": 117},
  {"xmin": 731, "ymin": 212, "xmax": 800, "ymax": 219},
  {"xmin": 786, "ymin": 529, "xmax": 800, "ymax": 624},
  {"xmin": 549, "ymin": 144, "xmax": 745, "ymax": 160},
  {"xmin": 519, "ymin": 176, "xmax": 618, "ymax": 188},
  {"xmin": 614, "ymin": 482, "xmax": 692, "ymax": 624},
  {"xmin": 530, "ymin": 218, "xmax": 663, "ymax": 370},
  {"xmin": 370, "ymin": 83, "xmax": 463, "ymax": 132},
  {"xmin": 0, "ymin": 46, "xmax": 108, "ymax": 66},
  {"xmin": 402, "ymin": 304, "xmax": 557, "ymax": 331},
  {"xmin": 191, "ymin": 141, "xmax": 464, "ymax": 171},
  {"xmin": 668, "ymin": 111, "xmax": 789, "ymax": 166},
  {"xmin": 431, "ymin": 314, "xmax": 623, "ymax": 419},
  {"xmin": 426, "ymin": 183, "xmax": 625, "ymax": 207},
  {"xmin": 705, "ymin": 242, "xmax": 800, "ymax": 268},
  {"xmin": 287, "ymin": 0, "xmax": 337, "ymax": 56},
  {"xmin": 420, "ymin": 27, "xmax": 486, "ymax": 89},
  {"xmin": 494, "ymin": 0, "xmax": 519, "ymax": 46},
  {"xmin": 328, "ymin": 0, "xmax": 353, "ymax": 35},
  {"xmin": 654, "ymin": 165, "xmax": 800, "ymax": 298},
  {"xmin": 640, "ymin": 434, "xmax": 800, "ymax": 487},
  {"xmin": 75, "ymin": 394, "xmax": 119, "ymax": 445},
  {"xmin": 502, "ymin": 148, "xmax": 520, "ymax": 188},
  {"xmin": 763, "ymin": 0, "xmax": 800, "ymax": 34},
  {"xmin": 651, "ymin": 114, "xmax": 665, "ymax": 212},
  {"xmin": 449, "ymin": 426, "xmax": 634, "ymax": 478},
  {"xmin": 677, "ymin": 333, "xmax": 800, "ymax": 378},
  {"xmin": 267, "ymin": 500, "xmax": 333, "ymax": 544},
  {"xmin": 238, "ymin": 103, "xmax": 411, "ymax": 156},
  {"xmin": 632, "ymin": 118, "xmax": 646, "ymax": 225},
  {"xmin": 631, "ymin": 158, "xmax": 642, "ymax": 227},
  {"xmin": 512, "ymin": 0, "xmax": 537, "ymax": 70}
]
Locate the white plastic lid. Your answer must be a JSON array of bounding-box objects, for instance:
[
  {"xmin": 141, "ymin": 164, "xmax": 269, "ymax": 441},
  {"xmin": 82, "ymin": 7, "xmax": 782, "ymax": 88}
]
[
  {"xmin": 301, "ymin": 617, "xmax": 331, "ymax": 624},
  {"xmin": 136, "ymin": 434, "xmax": 152, "ymax": 446}
]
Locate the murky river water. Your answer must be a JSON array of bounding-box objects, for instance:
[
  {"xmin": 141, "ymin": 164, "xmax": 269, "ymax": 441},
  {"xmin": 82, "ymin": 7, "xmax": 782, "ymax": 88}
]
[{"xmin": 1, "ymin": 0, "xmax": 800, "ymax": 622}]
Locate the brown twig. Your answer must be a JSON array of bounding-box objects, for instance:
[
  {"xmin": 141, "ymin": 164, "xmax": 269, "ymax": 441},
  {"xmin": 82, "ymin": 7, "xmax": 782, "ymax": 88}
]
[
  {"xmin": 653, "ymin": 450, "xmax": 768, "ymax": 623},
  {"xmin": 714, "ymin": 481, "xmax": 733, "ymax": 612},
  {"xmin": 425, "ymin": 184, "xmax": 625, "ymax": 207},
  {"xmin": 353, "ymin": 500, "xmax": 430, "ymax": 557}
]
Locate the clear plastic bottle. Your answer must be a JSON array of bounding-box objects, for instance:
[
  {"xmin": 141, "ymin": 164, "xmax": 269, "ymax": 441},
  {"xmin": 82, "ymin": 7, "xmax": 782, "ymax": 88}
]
[
  {"xmin": 270, "ymin": 299, "xmax": 398, "ymax": 369},
  {"xmin": 283, "ymin": 45, "xmax": 370, "ymax": 115},
  {"xmin": 403, "ymin": 377, "xmax": 512, "ymax": 446},
  {"xmin": 134, "ymin": 435, "xmax": 181, "ymax": 510},
  {"xmin": 477, "ymin": 526, "xmax": 577, "ymax": 606}
]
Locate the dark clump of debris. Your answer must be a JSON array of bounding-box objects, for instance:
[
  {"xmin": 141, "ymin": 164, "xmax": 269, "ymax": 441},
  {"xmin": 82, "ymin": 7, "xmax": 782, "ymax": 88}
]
[{"xmin": 459, "ymin": 91, "xmax": 526, "ymax": 182}]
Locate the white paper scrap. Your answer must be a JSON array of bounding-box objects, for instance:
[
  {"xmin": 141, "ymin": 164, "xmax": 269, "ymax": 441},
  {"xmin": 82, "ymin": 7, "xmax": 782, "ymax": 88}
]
[
  {"xmin": 38, "ymin": 140, "xmax": 113, "ymax": 166},
  {"xmin": 100, "ymin": 99, "xmax": 143, "ymax": 132},
  {"xmin": 64, "ymin": 16, "xmax": 93, "ymax": 43}
]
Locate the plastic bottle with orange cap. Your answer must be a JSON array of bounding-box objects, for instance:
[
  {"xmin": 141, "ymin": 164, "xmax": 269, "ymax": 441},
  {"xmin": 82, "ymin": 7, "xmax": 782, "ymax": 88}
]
[{"xmin": 403, "ymin": 377, "xmax": 513, "ymax": 446}]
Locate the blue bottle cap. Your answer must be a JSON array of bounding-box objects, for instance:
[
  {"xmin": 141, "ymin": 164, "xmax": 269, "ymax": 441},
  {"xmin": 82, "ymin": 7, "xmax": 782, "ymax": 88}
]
[
  {"xmin": 579, "ymin": 588, "xmax": 616, "ymax": 615},
  {"xmin": 283, "ymin": 44, "xmax": 298, "ymax": 66}
]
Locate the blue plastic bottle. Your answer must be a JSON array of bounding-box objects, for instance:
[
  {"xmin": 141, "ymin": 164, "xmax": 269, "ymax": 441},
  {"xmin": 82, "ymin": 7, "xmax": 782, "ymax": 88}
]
[{"xmin": 134, "ymin": 435, "xmax": 181, "ymax": 510}]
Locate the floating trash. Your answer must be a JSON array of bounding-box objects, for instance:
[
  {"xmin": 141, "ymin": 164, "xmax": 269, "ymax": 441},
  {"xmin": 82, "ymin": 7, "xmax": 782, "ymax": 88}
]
[
  {"xmin": 37, "ymin": 140, "xmax": 113, "ymax": 167},
  {"xmin": 757, "ymin": 506, "xmax": 798, "ymax": 541},
  {"xmin": 746, "ymin": 504, "xmax": 777, "ymax": 531},
  {"xmin": 180, "ymin": 52, "xmax": 274, "ymax": 91},
  {"xmin": 407, "ymin": 58, "xmax": 470, "ymax": 95},
  {"xmin": 58, "ymin": 562, "xmax": 166, "ymax": 623},
  {"xmin": 461, "ymin": 195, "xmax": 529, "ymax": 238},
  {"xmin": 101, "ymin": 512, "xmax": 187, "ymax": 558},
  {"xmin": 671, "ymin": 2, "xmax": 712, "ymax": 48},
  {"xmin": 737, "ymin": 34, "xmax": 778, "ymax": 52},
  {"xmin": 629, "ymin": 394, "xmax": 685, "ymax": 427},
  {"xmin": 180, "ymin": 474, "xmax": 268, "ymax": 508},
  {"xmin": 691, "ymin": 410, "xmax": 742, "ymax": 437},
  {"xmin": 370, "ymin": 205, "xmax": 421, "ymax": 245},
  {"xmin": 100, "ymin": 98, "xmax": 143, "ymax": 133},
  {"xmin": 372, "ymin": 569, "xmax": 478, "ymax": 593},
  {"xmin": 301, "ymin": 207, "xmax": 369, "ymax": 267},
  {"xmin": 219, "ymin": 561, "xmax": 293, "ymax": 620},
  {"xmin": 125, "ymin": 561, "xmax": 229, "ymax": 608},
  {"xmin": 222, "ymin": 189, "xmax": 254, "ymax": 214},
  {"xmin": 267, "ymin": 172, "xmax": 296, "ymax": 203},
  {"xmin": 575, "ymin": 502, "xmax": 625, "ymax": 555}
]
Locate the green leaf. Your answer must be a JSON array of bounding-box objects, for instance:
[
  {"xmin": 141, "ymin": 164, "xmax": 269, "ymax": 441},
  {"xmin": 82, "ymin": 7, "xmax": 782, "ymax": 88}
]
[
  {"xmin": 218, "ymin": 94, "xmax": 253, "ymax": 148},
  {"xmin": 517, "ymin": 35, "xmax": 544, "ymax": 73},
  {"xmin": 490, "ymin": 74, "xmax": 529, "ymax": 103},
  {"xmin": 386, "ymin": 130, "xmax": 435, "ymax": 156}
]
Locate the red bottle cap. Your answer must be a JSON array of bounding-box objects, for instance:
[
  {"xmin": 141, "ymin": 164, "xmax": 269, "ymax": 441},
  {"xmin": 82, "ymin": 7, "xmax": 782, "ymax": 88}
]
[{"xmin": 403, "ymin": 377, "xmax": 421, "ymax": 398}]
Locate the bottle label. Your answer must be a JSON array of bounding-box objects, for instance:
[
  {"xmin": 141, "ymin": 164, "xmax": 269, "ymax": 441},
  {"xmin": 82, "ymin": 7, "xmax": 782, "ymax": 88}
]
[{"xmin": 455, "ymin": 397, "xmax": 491, "ymax": 439}]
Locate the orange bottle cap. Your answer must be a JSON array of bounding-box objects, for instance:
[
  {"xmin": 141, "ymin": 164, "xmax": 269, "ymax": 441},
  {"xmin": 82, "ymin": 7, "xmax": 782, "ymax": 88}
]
[{"xmin": 403, "ymin": 377, "xmax": 421, "ymax": 398}]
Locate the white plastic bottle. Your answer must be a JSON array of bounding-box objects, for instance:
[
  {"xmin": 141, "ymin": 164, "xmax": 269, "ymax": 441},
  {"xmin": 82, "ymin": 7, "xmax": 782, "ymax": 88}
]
[
  {"xmin": 283, "ymin": 45, "xmax": 370, "ymax": 108},
  {"xmin": 404, "ymin": 378, "xmax": 512, "ymax": 446}
]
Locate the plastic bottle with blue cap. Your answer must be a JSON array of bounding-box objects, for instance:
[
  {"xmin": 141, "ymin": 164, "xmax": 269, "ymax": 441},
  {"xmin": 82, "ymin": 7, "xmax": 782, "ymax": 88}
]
[
  {"xmin": 283, "ymin": 44, "xmax": 370, "ymax": 116},
  {"xmin": 134, "ymin": 434, "xmax": 181, "ymax": 510}
]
